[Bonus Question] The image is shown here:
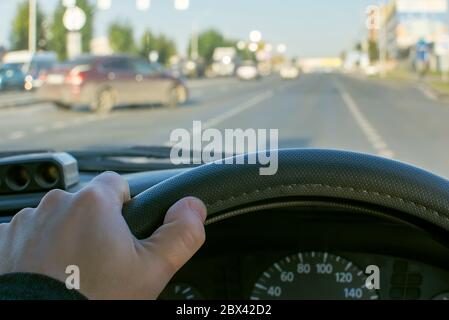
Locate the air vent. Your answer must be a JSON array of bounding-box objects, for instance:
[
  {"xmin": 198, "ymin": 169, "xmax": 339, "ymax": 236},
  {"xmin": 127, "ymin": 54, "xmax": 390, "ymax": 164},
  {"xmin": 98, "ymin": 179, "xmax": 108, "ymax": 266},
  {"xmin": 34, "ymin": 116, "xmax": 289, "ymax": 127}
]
[{"xmin": 0, "ymin": 153, "xmax": 79, "ymax": 195}]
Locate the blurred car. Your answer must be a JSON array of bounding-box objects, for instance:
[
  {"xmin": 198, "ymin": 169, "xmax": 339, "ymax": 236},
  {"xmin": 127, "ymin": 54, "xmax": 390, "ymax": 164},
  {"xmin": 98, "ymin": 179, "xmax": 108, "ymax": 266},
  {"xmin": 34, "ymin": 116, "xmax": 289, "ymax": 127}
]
[
  {"xmin": 210, "ymin": 47, "xmax": 237, "ymax": 77},
  {"xmin": 280, "ymin": 64, "xmax": 300, "ymax": 80},
  {"xmin": 0, "ymin": 63, "xmax": 26, "ymax": 91},
  {"xmin": 24, "ymin": 53, "xmax": 58, "ymax": 91},
  {"xmin": 236, "ymin": 61, "xmax": 260, "ymax": 80},
  {"xmin": 38, "ymin": 55, "xmax": 188, "ymax": 113},
  {"xmin": 2, "ymin": 51, "xmax": 57, "ymax": 91}
]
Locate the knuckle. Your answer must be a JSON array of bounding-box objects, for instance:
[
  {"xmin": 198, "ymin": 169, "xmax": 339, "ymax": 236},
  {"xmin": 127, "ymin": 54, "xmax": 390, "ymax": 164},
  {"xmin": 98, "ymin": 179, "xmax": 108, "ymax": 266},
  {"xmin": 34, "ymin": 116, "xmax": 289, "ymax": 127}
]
[
  {"xmin": 99, "ymin": 171, "xmax": 125, "ymax": 185},
  {"xmin": 10, "ymin": 208, "xmax": 34, "ymax": 225},
  {"xmin": 178, "ymin": 219, "xmax": 206, "ymax": 250},
  {"xmin": 78, "ymin": 187, "xmax": 104, "ymax": 203},
  {"xmin": 41, "ymin": 189, "xmax": 68, "ymax": 205}
]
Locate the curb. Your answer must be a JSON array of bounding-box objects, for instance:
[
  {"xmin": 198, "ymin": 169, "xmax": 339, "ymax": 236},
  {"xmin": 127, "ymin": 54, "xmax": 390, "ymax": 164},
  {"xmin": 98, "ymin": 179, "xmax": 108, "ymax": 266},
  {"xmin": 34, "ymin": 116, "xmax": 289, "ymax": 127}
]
[{"xmin": 0, "ymin": 99, "xmax": 40, "ymax": 109}]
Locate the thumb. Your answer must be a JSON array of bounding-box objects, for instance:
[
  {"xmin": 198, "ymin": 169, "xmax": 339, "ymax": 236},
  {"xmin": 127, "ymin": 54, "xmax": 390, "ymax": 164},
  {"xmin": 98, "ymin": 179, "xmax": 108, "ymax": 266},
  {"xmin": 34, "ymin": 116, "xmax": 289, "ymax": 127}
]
[{"xmin": 140, "ymin": 197, "xmax": 207, "ymax": 287}]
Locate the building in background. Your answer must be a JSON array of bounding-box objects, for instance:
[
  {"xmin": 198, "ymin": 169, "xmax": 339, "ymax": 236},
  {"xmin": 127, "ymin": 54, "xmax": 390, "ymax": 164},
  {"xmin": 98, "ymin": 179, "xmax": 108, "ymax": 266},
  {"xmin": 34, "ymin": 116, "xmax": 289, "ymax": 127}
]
[{"xmin": 383, "ymin": 0, "xmax": 448, "ymax": 59}]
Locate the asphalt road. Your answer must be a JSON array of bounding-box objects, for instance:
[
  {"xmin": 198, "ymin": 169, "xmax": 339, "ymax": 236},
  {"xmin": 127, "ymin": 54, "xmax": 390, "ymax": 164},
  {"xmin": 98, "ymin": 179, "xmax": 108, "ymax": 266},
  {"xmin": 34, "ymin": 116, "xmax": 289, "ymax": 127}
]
[{"xmin": 1, "ymin": 73, "xmax": 449, "ymax": 179}]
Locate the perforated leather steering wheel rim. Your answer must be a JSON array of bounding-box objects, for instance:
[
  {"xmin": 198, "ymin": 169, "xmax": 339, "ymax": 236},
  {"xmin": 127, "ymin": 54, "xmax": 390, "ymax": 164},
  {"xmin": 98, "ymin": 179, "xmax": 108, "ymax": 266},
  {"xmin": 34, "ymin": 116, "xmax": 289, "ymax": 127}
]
[{"xmin": 122, "ymin": 149, "xmax": 449, "ymax": 239}]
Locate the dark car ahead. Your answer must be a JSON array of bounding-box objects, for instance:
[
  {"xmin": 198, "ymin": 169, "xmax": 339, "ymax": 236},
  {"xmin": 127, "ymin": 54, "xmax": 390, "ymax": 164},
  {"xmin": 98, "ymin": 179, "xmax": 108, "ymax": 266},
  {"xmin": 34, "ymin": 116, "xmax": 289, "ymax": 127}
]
[
  {"xmin": 38, "ymin": 55, "xmax": 189, "ymax": 113},
  {"xmin": 0, "ymin": 63, "xmax": 26, "ymax": 91}
]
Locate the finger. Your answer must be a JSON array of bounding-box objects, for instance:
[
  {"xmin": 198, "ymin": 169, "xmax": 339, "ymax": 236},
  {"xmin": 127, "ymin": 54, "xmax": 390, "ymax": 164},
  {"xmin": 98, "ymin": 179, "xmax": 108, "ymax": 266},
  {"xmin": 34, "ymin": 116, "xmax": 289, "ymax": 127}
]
[
  {"xmin": 141, "ymin": 197, "xmax": 207, "ymax": 279},
  {"xmin": 87, "ymin": 171, "xmax": 131, "ymax": 204}
]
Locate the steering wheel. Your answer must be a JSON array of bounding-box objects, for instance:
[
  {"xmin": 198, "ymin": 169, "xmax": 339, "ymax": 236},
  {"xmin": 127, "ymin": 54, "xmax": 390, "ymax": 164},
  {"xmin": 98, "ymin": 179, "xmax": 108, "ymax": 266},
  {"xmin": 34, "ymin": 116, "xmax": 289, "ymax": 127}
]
[{"xmin": 122, "ymin": 149, "xmax": 449, "ymax": 240}]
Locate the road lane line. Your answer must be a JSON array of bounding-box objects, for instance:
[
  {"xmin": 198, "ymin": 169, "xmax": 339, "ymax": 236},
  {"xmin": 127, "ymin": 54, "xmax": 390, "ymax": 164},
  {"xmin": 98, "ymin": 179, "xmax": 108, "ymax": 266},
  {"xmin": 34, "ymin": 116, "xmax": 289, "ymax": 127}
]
[
  {"xmin": 202, "ymin": 90, "xmax": 274, "ymax": 129},
  {"xmin": 417, "ymin": 84, "xmax": 438, "ymax": 101},
  {"xmin": 33, "ymin": 125, "xmax": 48, "ymax": 134},
  {"xmin": 164, "ymin": 90, "xmax": 274, "ymax": 146},
  {"xmin": 337, "ymin": 84, "xmax": 395, "ymax": 159},
  {"xmin": 52, "ymin": 121, "xmax": 68, "ymax": 130},
  {"xmin": 8, "ymin": 131, "xmax": 26, "ymax": 140}
]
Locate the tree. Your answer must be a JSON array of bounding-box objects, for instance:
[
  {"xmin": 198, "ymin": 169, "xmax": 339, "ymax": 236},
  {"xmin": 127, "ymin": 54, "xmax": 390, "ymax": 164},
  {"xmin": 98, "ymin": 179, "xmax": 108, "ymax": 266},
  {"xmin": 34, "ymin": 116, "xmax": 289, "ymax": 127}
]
[
  {"xmin": 10, "ymin": 1, "xmax": 47, "ymax": 51},
  {"xmin": 368, "ymin": 40, "xmax": 379, "ymax": 62},
  {"xmin": 49, "ymin": 0, "xmax": 95, "ymax": 60},
  {"xmin": 188, "ymin": 29, "xmax": 235, "ymax": 64},
  {"xmin": 237, "ymin": 47, "xmax": 256, "ymax": 61},
  {"xmin": 108, "ymin": 22, "xmax": 136, "ymax": 54},
  {"xmin": 139, "ymin": 29, "xmax": 177, "ymax": 65}
]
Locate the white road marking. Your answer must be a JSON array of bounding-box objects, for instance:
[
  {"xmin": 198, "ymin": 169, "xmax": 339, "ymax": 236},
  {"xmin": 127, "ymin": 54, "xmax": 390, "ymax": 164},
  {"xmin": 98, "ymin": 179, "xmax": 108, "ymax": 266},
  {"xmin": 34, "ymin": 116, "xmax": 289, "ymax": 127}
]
[
  {"xmin": 52, "ymin": 121, "xmax": 68, "ymax": 130},
  {"xmin": 164, "ymin": 90, "xmax": 274, "ymax": 146},
  {"xmin": 8, "ymin": 131, "xmax": 26, "ymax": 140},
  {"xmin": 202, "ymin": 90, "xmax": 274, "ymax": 129},
  {"xmin": 418, "ymin": 85, "xmax": 438, "ymax": 101},
  {"xmin": 337, "ymin": 84, "xmax": 395, "ymax": 159},
  {"xmin": 33, "ymin": 125, "xmax": 48, "ymax": 134}
]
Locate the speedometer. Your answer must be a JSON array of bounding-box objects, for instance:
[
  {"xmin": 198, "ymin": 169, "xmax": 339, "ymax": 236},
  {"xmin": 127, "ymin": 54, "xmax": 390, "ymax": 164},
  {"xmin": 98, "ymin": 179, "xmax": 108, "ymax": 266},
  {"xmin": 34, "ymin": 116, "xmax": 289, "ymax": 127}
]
[{"xmin": 250, "ymin": 251, "xmax": 379, "ymax": 300}]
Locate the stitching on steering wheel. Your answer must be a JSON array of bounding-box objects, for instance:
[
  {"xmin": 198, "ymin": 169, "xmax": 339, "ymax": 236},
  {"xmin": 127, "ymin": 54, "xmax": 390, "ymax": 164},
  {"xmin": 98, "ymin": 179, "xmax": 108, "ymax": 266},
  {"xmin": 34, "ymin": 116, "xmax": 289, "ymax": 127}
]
[{"xmin": 206, "ymin": 183, "xmax": 449, "ymax": 223}]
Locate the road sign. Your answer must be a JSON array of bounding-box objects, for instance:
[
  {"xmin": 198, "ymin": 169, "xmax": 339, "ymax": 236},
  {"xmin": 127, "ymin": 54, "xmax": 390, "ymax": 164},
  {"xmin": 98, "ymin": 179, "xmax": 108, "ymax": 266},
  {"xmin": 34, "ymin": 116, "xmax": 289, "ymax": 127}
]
[
  {"xmin": 416, "ymin": 39, "xmax": 429, "ymax": 62},
  {"xmin": 63, "ymin": 6, "xmax": 86, "ymax": 32}
]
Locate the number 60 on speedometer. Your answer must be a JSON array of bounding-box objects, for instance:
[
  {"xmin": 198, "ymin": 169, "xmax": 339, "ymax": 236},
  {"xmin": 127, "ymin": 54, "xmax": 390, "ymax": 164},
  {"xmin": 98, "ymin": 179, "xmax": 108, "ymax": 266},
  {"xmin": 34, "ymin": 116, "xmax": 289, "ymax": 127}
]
[{"xmin": 250, "ymin": 252, "xmax": 379, "ymax": 300}]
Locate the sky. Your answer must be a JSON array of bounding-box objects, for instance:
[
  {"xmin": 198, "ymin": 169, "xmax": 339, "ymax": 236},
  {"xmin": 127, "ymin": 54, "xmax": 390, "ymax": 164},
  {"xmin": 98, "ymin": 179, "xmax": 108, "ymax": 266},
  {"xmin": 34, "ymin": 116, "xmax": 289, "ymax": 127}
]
[{"xmin": 0, "ymin": 0, "xmax": 440, "ymax": 58}]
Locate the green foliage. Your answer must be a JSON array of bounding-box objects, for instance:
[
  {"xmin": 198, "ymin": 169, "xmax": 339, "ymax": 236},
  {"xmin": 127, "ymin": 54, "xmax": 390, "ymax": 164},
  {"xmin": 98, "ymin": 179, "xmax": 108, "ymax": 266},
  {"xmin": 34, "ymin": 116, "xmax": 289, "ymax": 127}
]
[
  {"xmin": 368, "ymin": 40, "xmax": 379, "ymax": 62},
  {"xmin": 49, "ymin": 0, "xmax": 95, "ymax": 60},
  {"xmin": 10, "ymin": 1, "xmax": 47, "ymax": 51},
  {"xmin": 238, "ymin": 48, "xmax": 256, "ymax": 61},
  {"xmin": 188, "ymin": 29, "xmax": 236, "ymax": 64},
  {"xmin": 108, "ymin": 22, "xmax": 137, "ymax": 54},
  {"xmin": 139, "ymin": 29, "xmax": 177, "ymax": 65}
]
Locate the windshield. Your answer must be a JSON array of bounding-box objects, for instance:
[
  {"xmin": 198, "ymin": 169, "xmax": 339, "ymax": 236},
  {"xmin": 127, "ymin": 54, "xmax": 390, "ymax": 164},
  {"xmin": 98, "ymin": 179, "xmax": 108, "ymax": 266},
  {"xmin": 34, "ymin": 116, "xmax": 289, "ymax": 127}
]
[{"xmin": 1, "ymin": 0, "xmax": 449, "ymax": 178}]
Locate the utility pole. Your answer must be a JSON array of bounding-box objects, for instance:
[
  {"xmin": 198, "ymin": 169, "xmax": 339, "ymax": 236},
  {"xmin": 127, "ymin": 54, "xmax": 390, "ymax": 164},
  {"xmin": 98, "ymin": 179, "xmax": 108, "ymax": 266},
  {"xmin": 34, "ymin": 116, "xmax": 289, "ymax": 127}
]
[
  {"xmin": 191, "ymin": 29, "xmax": 199, "ymax": 60},
  {"xmin": 29, "ymin": 0, "xmax": 37, "ymax": 53},
  {"xmin": 379, "ymin": 1, "xmax": 387, "ymax": 78}
]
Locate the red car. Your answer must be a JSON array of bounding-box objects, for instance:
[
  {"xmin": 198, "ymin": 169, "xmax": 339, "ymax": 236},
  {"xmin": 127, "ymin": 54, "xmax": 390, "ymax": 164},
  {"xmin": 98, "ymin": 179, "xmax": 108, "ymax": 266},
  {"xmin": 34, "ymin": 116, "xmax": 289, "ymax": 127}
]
[{"xmin": 38, "ymin": 55, "xmax": 188, "ymax": 113}]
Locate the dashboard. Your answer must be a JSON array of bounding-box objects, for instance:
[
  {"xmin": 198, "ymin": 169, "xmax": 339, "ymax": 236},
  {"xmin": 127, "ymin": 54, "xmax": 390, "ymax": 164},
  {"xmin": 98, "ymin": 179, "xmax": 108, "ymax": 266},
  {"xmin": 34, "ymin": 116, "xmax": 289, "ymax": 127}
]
[
  {"xmin": 160, "ymin": 207, "xmax": 449, "ymax": 300},
  {"xmin": 1, "ymin": 163, "xmax": 449, "ymax": 301}
]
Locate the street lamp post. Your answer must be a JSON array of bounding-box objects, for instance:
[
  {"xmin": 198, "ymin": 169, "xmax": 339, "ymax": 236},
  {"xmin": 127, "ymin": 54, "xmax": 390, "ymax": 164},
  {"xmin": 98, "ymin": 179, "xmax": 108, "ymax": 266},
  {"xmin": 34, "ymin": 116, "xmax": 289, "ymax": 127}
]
[
  {"xmin": 29, "ymin": 0, "xmax": 37, "ymax": 53},
  {"xmin": 378, "ymin": 1, "xmax": 387, "ymax": 78}
]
